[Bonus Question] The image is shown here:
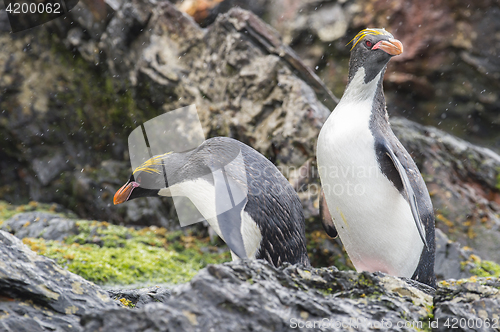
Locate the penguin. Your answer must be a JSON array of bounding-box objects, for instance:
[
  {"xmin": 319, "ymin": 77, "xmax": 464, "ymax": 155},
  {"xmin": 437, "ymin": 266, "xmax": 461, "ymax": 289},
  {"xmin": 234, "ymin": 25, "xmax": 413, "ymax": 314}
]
[
  {"xmin": 316, "ymin": 28, "xmax": 436, "ymax": 287},
  {"xmin": 114, "ymin": 136, "xmax": 310, "ymax": 267}
]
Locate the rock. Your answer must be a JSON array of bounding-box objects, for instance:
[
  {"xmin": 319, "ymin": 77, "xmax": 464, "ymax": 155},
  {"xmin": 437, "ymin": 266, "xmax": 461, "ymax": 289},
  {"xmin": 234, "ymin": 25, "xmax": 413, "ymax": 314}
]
[
  {"xmin": 82, "ymin": 259, "xmax": 434, "ymax": 331},
  {"xmin": 392, "ymin": 117, "xmax": 500, "ymax": 263},
  {"xmin": 1, "ymin": 211, "xmax": 78, "ymax": 241},
  {"xmin": 175, "ymin": 0, "xmax": 269, "ymax": 27},
  {"xmin": 434, "ymin": 228, "xmax": 475, "ymax": 281},
  {"xmin": 82, "ymin": 261, "xmax": 500, "ymax": 332},
  {"xmin": 0, "ymin": 230, "xmax": 115, "ymax": 332},
  {"xmin": 107, "ymin": 286, "xmax": 171, "ymax": 308},
  {"xmin": 434, "ymin": 278, "xmax": 500, "ymax": 332},
  {"xmin": 32, "ymin": 151, "xmax": 69, "ymax": 186},
  {"xmin": 268, "ymin": 1, "xmax": 351, "ymax": 45},
  {"xmin": 1, "ymin": 230, "xmax": 498, "ymax": 331},
  {"xmin": 433, "ymin": 228, "xmax": 500, "ymax": 281}
]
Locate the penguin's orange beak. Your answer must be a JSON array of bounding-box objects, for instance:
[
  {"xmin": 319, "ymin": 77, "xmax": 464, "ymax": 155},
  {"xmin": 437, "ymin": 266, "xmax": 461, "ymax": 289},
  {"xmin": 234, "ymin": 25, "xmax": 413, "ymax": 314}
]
[
  {"xmin": 374, "ymin": 38, "xmax": 403, "ymax": 56},
  {"xmin": 113, "ymin": 181, "xmax": 138, "ymax": 205}
]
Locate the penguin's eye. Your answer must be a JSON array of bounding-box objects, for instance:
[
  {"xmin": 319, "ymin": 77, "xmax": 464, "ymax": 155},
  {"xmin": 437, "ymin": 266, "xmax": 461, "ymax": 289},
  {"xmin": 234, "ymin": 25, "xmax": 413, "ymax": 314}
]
[
  {"xmin": 136, "ymin": 176, "xmax": 141, "ymax": 183},
  {"xmin": 365, "ymin": 40, "xmax": 373, "ymax": 48}
]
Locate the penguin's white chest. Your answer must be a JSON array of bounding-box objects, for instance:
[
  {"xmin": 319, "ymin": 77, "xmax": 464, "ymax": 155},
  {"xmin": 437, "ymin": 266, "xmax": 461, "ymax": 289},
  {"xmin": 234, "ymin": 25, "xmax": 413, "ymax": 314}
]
[
  {"xmin": 159, "ymin": 179, "xmax": 262, "ymax": 260},
  {"xmin": 317, "ymin": 99, "xmax": 423, "ymax": 278}
]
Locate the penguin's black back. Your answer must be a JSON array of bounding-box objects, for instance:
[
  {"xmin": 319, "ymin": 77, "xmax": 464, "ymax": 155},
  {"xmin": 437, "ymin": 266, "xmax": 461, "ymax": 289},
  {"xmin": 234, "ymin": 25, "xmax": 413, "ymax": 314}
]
[
  {"xmin": 369, "ymin": 84, "xmax": 436, "ymax": 288},
  {"xmin": 202, "ymin": 137, "xmax": 310, "ymax": 267},
  {"xmin": 238, "ymin": 140, "xmax": 309, "ymax": 267}
]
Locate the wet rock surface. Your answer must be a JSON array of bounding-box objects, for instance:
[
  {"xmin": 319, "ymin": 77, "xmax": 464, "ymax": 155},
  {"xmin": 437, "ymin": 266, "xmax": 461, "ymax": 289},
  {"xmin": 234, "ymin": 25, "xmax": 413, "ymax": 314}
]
[
  {"xmin": 434, "ymin": 228, "xmax": 476, "ymax": 281},
  {"xmin": 84, "ymin": 260, "xmax": 434, "ymax": 332},
  {"xmin": 0, "ymin": 230, "xmax": 115, "ymax": 332},
  {"xmin": 183, "ymin": 0, "xmax": 500, "ymax": 148},
  {"xmin": 83, "ymin": 261, "xmax": 500, "ymax": 332},
  {"xmin": 107, "ymin": 286, "xmax": 171, "ymax": 309},
  {"xmin": 434, "ymin": 278, "xmax": 500, "ymax": 332}
]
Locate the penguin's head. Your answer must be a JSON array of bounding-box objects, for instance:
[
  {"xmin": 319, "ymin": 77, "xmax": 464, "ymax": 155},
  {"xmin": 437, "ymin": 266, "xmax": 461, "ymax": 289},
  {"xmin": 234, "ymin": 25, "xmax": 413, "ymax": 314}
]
[
  {"xmin": 113, "ymin": 151, "xmax": 191, "ymax": 205},
  {"xmin": 113, "ymin": 138, "xmax": 243, "ymax": 205},
  {"xmin": 113, "ymin": 172, "xmax": 162, "ymax": 205},
  {"xmin": 347, "ymin": 28, "xmax": 403, "ymax": 84}
]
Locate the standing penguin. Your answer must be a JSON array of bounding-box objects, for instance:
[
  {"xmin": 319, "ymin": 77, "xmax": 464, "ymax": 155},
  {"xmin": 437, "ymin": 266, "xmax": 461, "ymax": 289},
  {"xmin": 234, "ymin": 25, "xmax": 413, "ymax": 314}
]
[
  {"xmin": 316, "ymin": 28, "xmax": 435, "ymax": 287},
  {"xmin": 114, "ymin": 137, "xmax": 310, "ymax": 267}
]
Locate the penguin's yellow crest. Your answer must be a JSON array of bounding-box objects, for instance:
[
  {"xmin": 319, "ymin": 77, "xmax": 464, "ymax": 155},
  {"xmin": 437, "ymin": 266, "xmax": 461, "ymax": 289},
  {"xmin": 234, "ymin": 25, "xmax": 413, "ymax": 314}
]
[
  {"xmin": 347, "ymin": 28, "xmax": 388, "ymax": 50},
  {"xmin": 133, "ymin": 152, "xmax": 173, "ymax": 175}
]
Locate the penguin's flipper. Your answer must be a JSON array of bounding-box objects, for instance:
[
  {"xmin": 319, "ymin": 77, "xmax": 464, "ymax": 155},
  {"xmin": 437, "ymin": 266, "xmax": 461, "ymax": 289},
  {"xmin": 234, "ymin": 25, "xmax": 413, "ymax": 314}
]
[
  {"xmin": 320, "ymin": 188, "xmax": 338, "ymax": 238},
  {"xmin": 209, "ymin": 154, "xmax": 249, "ymax": 260},
  {"xmin": 383, "ymin": 142, "xmax": 428, "ymax": 249}
]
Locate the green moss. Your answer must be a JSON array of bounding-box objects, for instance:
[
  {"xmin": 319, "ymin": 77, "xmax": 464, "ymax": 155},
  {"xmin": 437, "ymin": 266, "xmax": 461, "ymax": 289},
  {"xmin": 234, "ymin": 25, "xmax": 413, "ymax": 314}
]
[
  {"xmin": 424, "ymin": 303, "xmax": 434, "ymax": 320},
  {"xmin": 469, "ymin": 259, "xmax": 500, "ymax": 278},
  {"xmin": 23, "ymin": 220, "xmax": 230, "ymax": 286},
  {"xmin": 417, "ymin": 303, "xmax": 435, "ymax": 331}
]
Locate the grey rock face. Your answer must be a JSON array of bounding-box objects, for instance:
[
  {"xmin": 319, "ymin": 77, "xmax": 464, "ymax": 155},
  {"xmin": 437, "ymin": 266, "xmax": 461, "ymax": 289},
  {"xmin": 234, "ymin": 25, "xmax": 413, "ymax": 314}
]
[
  {"xmin": 32, "ymin": 152, "xmax": 69, "ymax": 186},
  {"xmin": 434, "ymin": 278, "xmax": 500, "ymax": 332},
  {"xmin": 392, "ymin": 117, "xmax": 500, "ymax": 263},
  {"xmin": 435, "ymin": 228, "xmax": 475, "ymax": 281},
  {"xmin": 0, "ymin": 230, "xmax": 115, "ymax": 332},
  {"xmin": 107, "ymin": 286, "xmax": 171, "ymax": 309},
  {"xmin": 83, "ymin": 260, "xmax": 434, "ymax": 332},
  {"xmin": 1, "ymin": 228, "xmax": 498, "ymax": 332}
]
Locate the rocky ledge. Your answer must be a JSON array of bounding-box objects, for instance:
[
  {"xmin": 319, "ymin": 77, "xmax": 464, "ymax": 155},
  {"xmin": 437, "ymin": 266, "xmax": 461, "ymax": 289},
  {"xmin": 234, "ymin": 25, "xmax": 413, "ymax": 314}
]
[
  {"xmin": 0, "ymin": 230, "xmax": 114, "ymax": 331},
  {"xmin": 1, "ymin": 229, "xmax": 500, "ymax": 332}
]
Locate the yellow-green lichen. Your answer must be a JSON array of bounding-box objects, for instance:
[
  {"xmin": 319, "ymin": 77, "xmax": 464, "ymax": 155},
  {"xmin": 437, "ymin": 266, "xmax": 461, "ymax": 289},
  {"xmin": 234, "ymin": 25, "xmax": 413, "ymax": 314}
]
[
  {"xmin": 119, "ymin": 298, "xmax": 135, "ymax": 308},
  {"xmin": 22, "ymin": 220, "xmax": 230, "ymax": 286},
  {"xmin": 459, "ymin": 253, "xmax": 500, "ymax": 278},
  {"xmin": 468, "ymin": 258, "xmax": 500, "ymax": 278}
]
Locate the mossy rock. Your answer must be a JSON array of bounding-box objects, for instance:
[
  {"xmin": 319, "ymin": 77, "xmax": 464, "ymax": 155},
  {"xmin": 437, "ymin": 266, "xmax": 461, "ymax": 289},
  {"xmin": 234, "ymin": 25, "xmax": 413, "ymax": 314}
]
[
  {"xmin": 2, "ymin": 200, "xmax": 230, "ymax": 286},
  {"xmin": 22, "ymin": 220, "xmax": 231, "ymax": 286}
]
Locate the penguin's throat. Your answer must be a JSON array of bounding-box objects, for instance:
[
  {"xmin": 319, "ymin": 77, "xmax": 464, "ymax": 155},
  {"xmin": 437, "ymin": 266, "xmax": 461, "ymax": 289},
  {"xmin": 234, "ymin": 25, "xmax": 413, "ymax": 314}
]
[
  {"xmin": 341, "ymin": 67, "xmax": 382, "ymax": 104},
  {"xmin": 158, "ymin": 187, "xmax": 172, "ymax": 197}
]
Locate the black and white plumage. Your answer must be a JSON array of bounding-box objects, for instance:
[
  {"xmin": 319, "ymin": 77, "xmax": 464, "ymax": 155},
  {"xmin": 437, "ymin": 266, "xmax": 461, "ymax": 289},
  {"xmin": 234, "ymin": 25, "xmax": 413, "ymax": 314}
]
[
  {"xmin": 316, "ymin": 28, "xmax": 436, "ymax": 287},
  {"xmin": 114, "ymin": 137, "xmax": 309, "ymax": 267}
]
